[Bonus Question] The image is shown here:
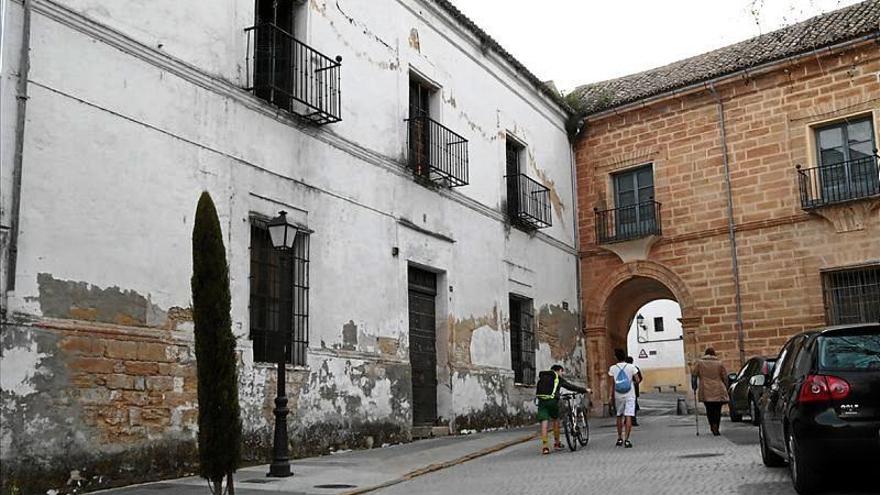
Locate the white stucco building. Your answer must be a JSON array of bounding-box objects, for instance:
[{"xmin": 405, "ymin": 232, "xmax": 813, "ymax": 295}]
[
  {"xmin": 626, "ymin": 299, "xmax": 687, "ymax": 390},
  {"xmin": 0, "ymin": 0, "xmax": 582, "ymax": 491}
]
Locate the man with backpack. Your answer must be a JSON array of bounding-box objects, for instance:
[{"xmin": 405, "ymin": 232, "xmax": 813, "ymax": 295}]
[
  {"xmin": 608, "ymin": 349, "xmax": 641, "ymax": 448},
  {"xmin": 535, "ymin": 364, "xmax": 588, "ymax": 455},
  {"xmin": 625, "ymin": 356, "xmax": 643, "ymax": 426}
]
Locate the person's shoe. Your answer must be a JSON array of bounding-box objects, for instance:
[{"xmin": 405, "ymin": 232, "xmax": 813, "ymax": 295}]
[
  {"xmin": 615, "ymin": 438, "xmax": 624, "ymax": 447},
  {"xmin": 553, "ymin": 442, "xmax": 564, "ymax": 451},
  {"xmin": 624, "ymin": 440, "xmax": 633, "ymax": 448},
  {"xmin": 632, "ymin": 420, "xmax": 640, "ymax": 427},
  {"xmin": 541, "ymin": 446, "xmax": 550, "ymax": 455}
]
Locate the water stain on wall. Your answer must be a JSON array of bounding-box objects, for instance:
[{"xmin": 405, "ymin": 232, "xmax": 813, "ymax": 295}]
[{"xmin": 36, "ymin": 273, "xmax": 172, "ymax": 328}]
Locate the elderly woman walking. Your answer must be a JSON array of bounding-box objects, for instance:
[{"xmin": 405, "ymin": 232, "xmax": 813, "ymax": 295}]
[{"xmin": 691, "ymin": 347, "xmax": 730, "ymax": 436}]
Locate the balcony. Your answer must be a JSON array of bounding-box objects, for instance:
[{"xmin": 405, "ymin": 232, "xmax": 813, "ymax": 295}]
[
  {"xmin": 506, "ymin": 173, "xmax": 551, "ymax": 229},
  {"xmin": 406, "ymin": 116, "xmax": 469, "ymax": 187},
  {"xmin": 595, "ymin": 200, "xmax": 662, "ymax": 244},
  {"xmin": 245, "ymin": 23, "xmax": 342, "ymax": 125},
  {"xmin": 797, "ymin": 154, "xmax": 880, "ymax": 209}
]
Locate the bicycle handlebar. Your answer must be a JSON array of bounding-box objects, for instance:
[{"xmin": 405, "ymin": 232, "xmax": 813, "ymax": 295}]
[{"xmin": 558, "ymin": 392, "xmax": 585, "ymax": 399}]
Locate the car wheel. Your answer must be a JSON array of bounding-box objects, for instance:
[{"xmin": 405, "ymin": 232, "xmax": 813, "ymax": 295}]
[
  {"xmin": 729, "ymin": 403, "xmax": 742, "ymax": 423},
  {"xmin": 788, "ymin": 432, "xmax": 820, "ymax": 494},
  {"xmin": 759, "ymin": 421, "xmax": 785, "ymax": 467},
  {"xmin": 749, "ymin": 398, "xmax": 760, "ymax": 426}
]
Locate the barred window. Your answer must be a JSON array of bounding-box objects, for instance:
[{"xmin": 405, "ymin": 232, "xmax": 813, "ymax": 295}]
[
  {"xmin": 509, "ymin": 295, "xmax": 536, "ymax": 385},
  {"xmin": 822, "ymin": 265, "xmax": 880, "ymax": 325},
  {"xmin": 249, "ymin": 219, "xmax": 310, "ymax": 366}
]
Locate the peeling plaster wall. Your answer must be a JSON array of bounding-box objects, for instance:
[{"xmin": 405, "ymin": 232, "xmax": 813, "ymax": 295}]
[{"xmin": 0, "ymin": 0, "xmax": 581, "ymax": 492}]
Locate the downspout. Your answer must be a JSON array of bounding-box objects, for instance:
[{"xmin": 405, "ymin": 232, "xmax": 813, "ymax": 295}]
[
  {"xmin": 6, "ymin": 0, "xmax": 32, "ymax": 293},
  {"xmin": 568, "ymin": 133, "xmax": 584, "ymax": 377},
  {"xmin": 707, "ymin": 83, "xmax": 746, "ymax": 366}
]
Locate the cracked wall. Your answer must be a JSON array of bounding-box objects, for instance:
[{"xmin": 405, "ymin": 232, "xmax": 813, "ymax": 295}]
[{"xmin": 0, "ymin": 0, "xmax": 579, "ymax": 492}]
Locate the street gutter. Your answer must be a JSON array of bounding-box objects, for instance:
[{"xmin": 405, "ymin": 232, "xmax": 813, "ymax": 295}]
[{"xmin": 342, "ymin": 432, "xmax": 536, "ymax": 495}]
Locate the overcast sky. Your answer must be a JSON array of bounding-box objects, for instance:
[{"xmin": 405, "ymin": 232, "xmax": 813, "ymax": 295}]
[{"xmin": 451, "ymin": 0, "xmax": 862, "ymax": 92}]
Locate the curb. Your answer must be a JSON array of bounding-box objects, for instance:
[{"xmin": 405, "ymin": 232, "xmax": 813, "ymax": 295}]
[{"xmin": 342, "ymin": 433, "xmax": 537, "ymax": 495}]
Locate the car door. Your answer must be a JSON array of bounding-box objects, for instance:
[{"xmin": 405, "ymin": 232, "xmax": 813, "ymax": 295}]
[
  {"xmin": 731, "ymin": 360, "xmax": 755, "ymax": 412},
  {"xmin": 765, "ymin": 338, "xmax": 802, "ymax": 450}
]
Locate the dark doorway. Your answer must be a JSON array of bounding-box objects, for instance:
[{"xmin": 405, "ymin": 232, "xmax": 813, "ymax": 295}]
[
  {"xmin": 408, "ymin": 77, "xmax": 434, "ymax": 178},
  {"xmin": 254, "ymin": 0, "xmax": 295, "ymax": 109},
  {"xmin": 408, "ymin": 266, "xmax": 438, "ymax": 425}
]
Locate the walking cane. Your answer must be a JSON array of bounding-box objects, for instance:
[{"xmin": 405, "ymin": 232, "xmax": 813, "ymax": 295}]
[{"xmin": 691, "ymin": 374, "xmax": 700, "ymax": 436}]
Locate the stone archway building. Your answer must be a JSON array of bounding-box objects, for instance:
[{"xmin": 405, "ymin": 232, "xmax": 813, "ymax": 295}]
[{"xmin": 572, "ymin": 9, "xmax": 880, "ymax": 409}]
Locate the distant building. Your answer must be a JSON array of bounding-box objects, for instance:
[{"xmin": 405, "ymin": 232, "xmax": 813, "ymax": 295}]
[
  {"xmin": 575, "ymin": 1, "xmax": 880, "ymax": 411},
  {"xmin": 626, "ymin": 300, "xmax": 687, "ymax": 391}
]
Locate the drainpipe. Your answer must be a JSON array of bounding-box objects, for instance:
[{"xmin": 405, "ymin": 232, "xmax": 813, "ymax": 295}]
[
  {"xmin": 707, "ymin": 83, "xmax": 746, "ymax": 367},
  {"xmin": 6, "ymin": 0, "xmax": 32, "ymax": 294},
  {"xmin": 568, "ymin": 137, "xmax": 584, "ymax": 374}
]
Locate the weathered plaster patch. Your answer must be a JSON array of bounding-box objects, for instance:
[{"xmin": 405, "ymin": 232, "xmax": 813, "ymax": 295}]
[
  {"xmin": 408, "ymin": 28, "xmax": 420, "ymax": 52},
  {"xmin": 0, "ymin": 339, "xmax": 47, "ymax": 396},
  {"xmin": 342, "ymin": 320, "xmax": 358, "ymax": 350},
  {"xmin": 450, "ymin": 369, "xmax": 532, "ymax": 432},
  {"xmin": 36, "ymin": 273, "xmax": 168, "ymax": 328},
  {"xmin": 536, "ymin": 304, "xmax": 586, "ymax": 379},
  {"xmin": 536, "ymin": 304, "xmax": 579, "ymax": 359},
  {"xmin": 469, "ymin": 325, "xmax": 508, "ymax": 368},
  {"xmin": 527, "ymin": 150, "xmax": 567, "ymax": 225},
  {"xmin": 449, "ymin": 306, "xmax": 499, "ymax": 366}
]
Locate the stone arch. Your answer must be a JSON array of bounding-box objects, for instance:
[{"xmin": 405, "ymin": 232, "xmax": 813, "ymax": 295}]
[{"xmin": 584, "ymin": 260, "xmax": 700, "ymax": 413}]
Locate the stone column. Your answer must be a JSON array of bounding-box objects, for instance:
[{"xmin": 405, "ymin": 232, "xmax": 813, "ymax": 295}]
[
  {"xmin": 585, "ymin": 326, "xmax": 611, "ymax": 416},
  {"xmin": 679, "ymin": 316, "xmax": 702, "ymax": 377}
]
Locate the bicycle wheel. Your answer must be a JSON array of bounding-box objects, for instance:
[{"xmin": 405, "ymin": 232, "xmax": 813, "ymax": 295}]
[
  {"xmin": 563, "ymin": 413, "xmax": 578, "ymax": 451},
  {"xmin": 576, "ymin": 407, "xmax": 589, "ymax": 447}
]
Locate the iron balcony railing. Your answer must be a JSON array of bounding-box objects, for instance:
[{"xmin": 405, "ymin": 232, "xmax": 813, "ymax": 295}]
[
  {"xmin": 797, "ymin": 153, "xmax": 880, "ymax": 209},
  {"xmin": 506, "ymin": 173, "xmax": 551, "ymax": 229},
  {"xmin": 245, "ymin": 23, "xmax": 342, "ymax": 125},
  {"xmin": 406, "ymin": 116, "xmax": 469, "ymax": 187},
  {"xmin": 595, "ymin": 200, "xmax": 662, "ymax": 244}
]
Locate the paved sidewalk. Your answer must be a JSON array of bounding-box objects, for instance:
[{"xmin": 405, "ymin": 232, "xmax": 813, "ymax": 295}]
[
  {"xmin": 96, "ymin": 427, "xmax": 535, "ymax": 495},
  {"xmin": 374, "ymin": 415, "xmax": 875, "ymax": 495}
]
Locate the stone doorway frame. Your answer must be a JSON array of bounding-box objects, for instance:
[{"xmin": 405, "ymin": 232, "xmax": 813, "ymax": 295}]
[{"xmin": 584, "ymin": 261, "xmax": 700, "ymax": 415}]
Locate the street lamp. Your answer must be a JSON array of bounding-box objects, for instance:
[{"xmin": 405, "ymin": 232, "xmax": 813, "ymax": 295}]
[
  {"xmin": 636, "ymin": 313, "xmax": 646, "ymax": 331},
  {"xmin": 267, "ymin": 211, "xmax": 298, "ymax": 478}
]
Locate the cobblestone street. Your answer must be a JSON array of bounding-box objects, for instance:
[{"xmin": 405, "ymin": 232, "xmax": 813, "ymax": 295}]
[{"xmin": 375, "ymin": 414, "xmax": 875, "ymax": 495}]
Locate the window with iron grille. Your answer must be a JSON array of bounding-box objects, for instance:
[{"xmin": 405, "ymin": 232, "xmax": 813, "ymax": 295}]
[
  {"xmin": 654, "ymin": 317, "xmax": 664, "ymax": 332},
  {"xmin": 509, "ymin": 295, "xmax": 536, "ymax": 385},
  {"xmin": 249, "ymin": 219, "xmax": 310, "ymax": 365},
  {"xmin": 822, "ymin": 265, "xmax": 880, "ymax": 325}
]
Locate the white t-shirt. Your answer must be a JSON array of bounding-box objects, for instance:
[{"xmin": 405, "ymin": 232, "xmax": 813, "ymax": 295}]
[{"xmin": 608, "ymin": 362, "xmax": 639, "ymax": 399}]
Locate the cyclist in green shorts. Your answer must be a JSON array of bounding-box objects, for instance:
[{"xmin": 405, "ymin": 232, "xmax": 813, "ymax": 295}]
[{"xmin": 535, "ymin": 364, "xmax": 589, "ymax": 454}]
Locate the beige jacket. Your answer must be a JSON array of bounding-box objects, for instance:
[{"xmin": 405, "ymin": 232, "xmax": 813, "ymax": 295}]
[{"xmin": 692, "ymin": 355, "xmax": 730, "ymax": 403}]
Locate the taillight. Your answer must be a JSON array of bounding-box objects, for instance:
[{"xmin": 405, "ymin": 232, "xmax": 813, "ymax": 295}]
[{"xmin": 798, "ymin": 375, "xmax": 850, "ymax": 403}]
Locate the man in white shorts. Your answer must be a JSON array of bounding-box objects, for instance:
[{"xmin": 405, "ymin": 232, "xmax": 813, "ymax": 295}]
[{"xmin": 608, "ymin": 348, "xmax": 640, "ymax": 448}]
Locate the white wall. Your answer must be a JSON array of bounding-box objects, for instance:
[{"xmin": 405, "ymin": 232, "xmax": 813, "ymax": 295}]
[
  {"xmin": 0, "ymin": 0, "xmax": 583, "ymax": 473},
  {"xmin": 626, "ymin": 299, "xmax": 686, "ymax": 371}
]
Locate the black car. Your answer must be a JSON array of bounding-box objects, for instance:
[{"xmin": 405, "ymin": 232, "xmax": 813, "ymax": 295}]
[
  {"xmin": 752, "ymin": 323, "xmax": 880, "ymax": 494},
  {"xmin": 727, "ymin": 356, "xmax": 776, "ymax": 425}
]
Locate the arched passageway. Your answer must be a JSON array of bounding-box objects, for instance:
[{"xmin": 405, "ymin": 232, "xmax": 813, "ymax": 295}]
[{"xmin": 584, "ymin": 261, "xmax": 700, "ymax": 414}]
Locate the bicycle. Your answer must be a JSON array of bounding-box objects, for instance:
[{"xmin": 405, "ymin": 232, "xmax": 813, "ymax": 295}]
[{"xmin": 559, "ymin": 392, "xmax": 590, "ymax": 451}]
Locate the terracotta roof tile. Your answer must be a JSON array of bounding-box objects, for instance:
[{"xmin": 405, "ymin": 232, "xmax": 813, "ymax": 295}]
[{"xmin": 571, "ymin": 0, "xmax": 880, "ymax": 116}]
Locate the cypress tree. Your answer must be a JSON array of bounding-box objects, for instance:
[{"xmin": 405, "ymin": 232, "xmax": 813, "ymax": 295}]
[{"xmin": 191, "ymin": 191, "xmax": 241, "ymax": 494}]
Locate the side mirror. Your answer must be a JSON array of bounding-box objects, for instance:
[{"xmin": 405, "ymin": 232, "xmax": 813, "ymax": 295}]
[
  {"xmin": 727, "ymin": 373, "xmax": 738, "ymax": 383},
  {"xmin": 749, "ymin": 375, "xmax": 766, "ymax": 387}
]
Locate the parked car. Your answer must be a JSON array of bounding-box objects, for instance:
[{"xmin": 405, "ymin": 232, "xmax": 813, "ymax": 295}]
[
  {"xmin": 727, "ymin": 356, "xmax": 776, "ymax": 425},
  {"xmin": 751, "ymin": 323, "xmax": 880, "ymax": 494}
]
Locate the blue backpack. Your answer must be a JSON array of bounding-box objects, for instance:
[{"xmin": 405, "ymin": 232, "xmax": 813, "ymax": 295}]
[{"xmin": 614, "ymin": 364, "xmax": 632, "ymax": 394}]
